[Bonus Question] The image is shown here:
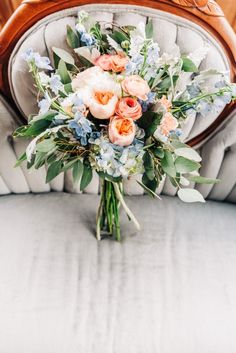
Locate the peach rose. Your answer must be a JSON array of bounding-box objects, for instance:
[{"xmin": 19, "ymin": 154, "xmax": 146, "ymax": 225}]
[
  {"xmin": 115, "ymin": 97, "xmax": 142, "ymax": 121},
  {"xmin": 95, "ymin": 54, "xmax": 113, "ymax": 71},
  {"xmin": 160, "ymin": 112, "xmax": 178, "ymax": 136},
  {"xmin": 160, "ymin": 96, "xmax": 172, "ymax": 110},
  {"xmin": 121, "ymin": 75, "xmax": 150, "ymax": 101},
  {"xmin": 109, "ymin": 116, "xmax": 136, "ymax": 146},
  {"xmin": 89, "ymin": 91, "xmax": 118, "ymax": 119},
  {"xmin": 110, "ymin": 54, "xmax": 128, "ymax": 73}
]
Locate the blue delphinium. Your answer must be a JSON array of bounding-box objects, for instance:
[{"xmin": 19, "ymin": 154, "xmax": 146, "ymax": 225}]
[
  {"xmin": 22, "ymin": 48, "xmax": 53, "ymax": 70},
  {"xmin": 69, "ymin": 112, "xmax": 93, "ymax": 146},
  {"xmin": 49, "ymin": 75, "xmax": 63, "ymax": 95},
  {"xmin": 80, "ymin": 32, "xmax": 95, "ymax": 46},
  {"xmin": 125, "ymin": 54, "xmax": 144, "ymax": 75},
  {"xmin": 38, "ymin": 93, "xmax": 51, "ymax": 114}
]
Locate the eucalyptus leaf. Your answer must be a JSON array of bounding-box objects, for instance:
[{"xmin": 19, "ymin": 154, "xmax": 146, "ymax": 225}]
[
  {"xmin": 67, "ymin": 25, "xmax": 80, "ymax": 49},
  {"xmin": 80, "ymin": 161, "xmax": 93, "ymax": 191},
  {"xmin": 177, "ymin": 188, "xmax": 205, "ymax": 203},
  {"xmin": 182, "ymin": 57, "xmax": 198, "ymax": 73},
  {"xmin": 72, "ymin": 160, "xmax": 83, "ymax": 184},
  {"xmin": 46, "ymin": 160, "xmax": 63, "ymax": 183},
  {"xmin": 57, "ymin": 60, "xmax": 71, "ymax": 84},
  {"xmin": 143, "ymin": 151, "xmax": 155, "ymax": 180},
  {"xmin": 52, "ymin": 47, "xmax": 75, "ymax": 65},
  {"xmin": 175, "ymin": 157, "xmax": 200, "ymax": 173},
  {"xmin": 36, "ymin": 138, "xmax": 55, "ymax": 153},
  {"xmin": 161, "ymin": 150, "xmax": 176, "ymax": 177},
  {"xmin": 175, "ymin": 147, "xmax": 202, "ymax": 162},
  {"xmin": 15, "ymin": 152, "xmax": 27, "ymax": 167},
  {"xmin": 145, "ymin": 19, "xmax": 153, "ymax": 39}
]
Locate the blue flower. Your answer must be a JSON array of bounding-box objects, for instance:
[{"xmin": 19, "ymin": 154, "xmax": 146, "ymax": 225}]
[
  {"xmin": 38, "ymin": 94, "xmax": 51, "ymax": 114},
  {"xmin": 81, "ymin": 32, "xmax": 95, "ymax": 46},
  {"xmin": 69, "ymin": 113, "xmax": 93, "ymax": 146},
  {"xmin": 146, "ymin": 44, "xmax": 160, "ymax": 66},
  {"xmin": 139, "ymin": 92, "xmax": 156, "ymax": 112},
  {"xmin": 125, "ymin": 54, "xmax": 144, "ymax": 74},
  {"xmin": 21, "ymin": 48, "xmax": 53, "ymax": 70},
  {"xmin": 49, "ymin": 75, "xmax": 63, "ymax": 94}
]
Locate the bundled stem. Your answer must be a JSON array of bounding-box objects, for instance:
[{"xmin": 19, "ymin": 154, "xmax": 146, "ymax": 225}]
[{"xmin": 96, "ymin": 179, "xmax": 140, "ymax": 241}]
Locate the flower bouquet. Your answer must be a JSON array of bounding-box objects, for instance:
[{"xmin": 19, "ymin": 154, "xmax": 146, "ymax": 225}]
[{"xmin": 14, "ymin": 11, "xmax": 236, "ymax": 240}]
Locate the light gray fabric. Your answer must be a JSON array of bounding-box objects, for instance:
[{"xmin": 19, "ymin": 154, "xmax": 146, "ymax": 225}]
[{"xmin": 0, "ymin": 193, "xmax": 236, "ymax": 353}]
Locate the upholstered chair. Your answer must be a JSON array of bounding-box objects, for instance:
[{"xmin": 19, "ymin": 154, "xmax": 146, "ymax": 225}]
[{"xmin": 0, "ymin": 1, "xmax": 235, "ymax": 352}]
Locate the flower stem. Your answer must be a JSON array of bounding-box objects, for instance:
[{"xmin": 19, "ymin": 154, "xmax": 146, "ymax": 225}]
[{"xmin": 112, "ymin": 182, "xmax": 141, "ymax": 231}]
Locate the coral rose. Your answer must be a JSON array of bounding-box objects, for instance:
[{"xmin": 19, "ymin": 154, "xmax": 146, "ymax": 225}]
[
  {"xmin": 121, "ymin": 75, "xmax": 150, "ymax": 101},
  {"xmin": 160, "ymin": 112, "xmax": 178, "ymax": 136},
  {"xmin": 89, "ymin": 91, "xmax": 118, "ymax": 120},
  {"xmin": 116, "ymin": 97, "xmax": 142, "ymax": 121},
  {"xmin": 95, "ymin": 54, "xmax": 128, "ymax": 73},
  {"xmin": 110, "ymin": 54, "xmax": 128, "ymax": 73},
  {"xmin": 109, "ymin": 116, "xmax": 136, "ymax": 146},
  {"xmin": 95, "ymin": 54, "xmax": 113, "ymax": 71}
]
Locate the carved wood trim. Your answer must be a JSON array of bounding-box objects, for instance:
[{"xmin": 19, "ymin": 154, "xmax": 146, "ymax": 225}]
[{"xmin": 0, "ymin": 0, "xmax": 235, "ymax": 146}]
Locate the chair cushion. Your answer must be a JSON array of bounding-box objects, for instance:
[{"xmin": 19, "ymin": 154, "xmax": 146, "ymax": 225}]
[
  {"xmin": 0, "ymin": 192, "xmax": 236, "ymax": 352},
  {"xmin": 9, "ymin": 3, "xmax": 229, "ymax": 142}
]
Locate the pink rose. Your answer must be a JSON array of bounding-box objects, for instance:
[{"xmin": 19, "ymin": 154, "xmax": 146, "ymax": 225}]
[
  {"xmin": 95, "ymin": 54, "xmax": 113, "ymax": 71},
  {"xmin": 115, "ymin": 97, "xmax": 142, "ymax": 120},
  {"xmin": 160, "ymin": 112, "xmax": 178, "ymax": 136},
  {"xmin": 121, "ymin": 75, "xmax": 150, "ymax": 101},
  {"xmin": 110, "ymin": 54, "xmax": 128, "ymax": 73},
  {"xmin": 109, "ymin": 116, "xmax": 136, "ymax": 146}
]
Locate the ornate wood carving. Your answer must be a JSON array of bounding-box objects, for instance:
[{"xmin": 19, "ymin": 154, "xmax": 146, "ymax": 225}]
[
  {"xmin": 170, "ymin": 0, "xmax": 224, "ymax": 17},
  {"xmin": 0, "ymin": 0, "xmax": 235, "ymax": 146}
]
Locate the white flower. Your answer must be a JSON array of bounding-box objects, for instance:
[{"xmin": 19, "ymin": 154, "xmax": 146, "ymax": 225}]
[
  {"xmin": 38, "ymin": 94, "xmax": 51, "ymax": 114},
  {"xmin": 129, "ymin": 22, "xmax": 146, "ymax": 57},
  {"xmin": 38, "ymin": 72, "xmax": 50, "ymax": 85}
]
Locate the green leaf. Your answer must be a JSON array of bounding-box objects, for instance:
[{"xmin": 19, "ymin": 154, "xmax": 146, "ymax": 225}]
[
  {"xmin": 137, "ymin": 112, "xmax": 161, "ymax": 137},
  {"xmin": 67, "ymin": 25, "xmax": 80, "ymax": 49},
  {"xmin": 35, "ymin": 152, "xmax": 47, "ymax": 169},
  {"xmin": 80, "ymin": 161, "xmax": 93, "ymax": 191},
  {"xmin": 15, "ymin": 152, "xmax": 27, "ymax": 167},
  {"xmin": 177, "ymin": 188, "xmax": 205, "ymax": 203},
  {"xmin": 64, "ymin": 83, "xmax": 73, "ymax": 94},
  {"xmin": 143, "ymin": 151, "xmax": 155, "ymax": 180},
  {"xmin": 109, "ymin": 31, "xmax": 128, "ymax": 44},
  {"xmin": 145, "ymin": 19, "xmax": 153, "ymax": 39},
  {"xmin": 182, "ymin": 57, "xmax": 198, "ymax": 73},
  {"xmin": 152, "ymin": 147, "xmax": 164, "ymax": 159},
  {"xmin": 161, "ymin": 150, "xmax": 176, "ymax": 177},
  {"xmin": 175, "ymin": 147, "xmax": 202, "ymax": 162},
  {"xmin": 72, "ymin": 160, "xmax": 83, "ymax": 184},
  {"xmin": 36, "ymin": 138, "xmax": 55, "ymax": 153},
  {"xmin": 137, "ymin": 180, "xmax": 161, "ymax": 199},
  {"xmin": 158, "ymin": 75, "xmax": 179, "ymax": 92},
  {"xmin": 62, "ymin": 158, "xmax": 79, "ymax": 172},
  {"xmin": 188, "ymin": 175, "xmax": 220, "ymax": 184},
  {"xmin": 175, "ymin": 157, "xmax": 200, "ymax": 173},
  {"xmin": 57, "ymin": 59, "xmax": 71, "ymax": 84},
  {"xmin": 46, "ymin": 161, "xmax": 63, "ymax": 183},
  {"xmin": 52, "ymin": 47, "xmax": 75, "ymax": 65}
]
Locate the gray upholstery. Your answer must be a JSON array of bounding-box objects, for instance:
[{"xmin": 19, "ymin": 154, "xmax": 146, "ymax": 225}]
[{"xmin": 0, "ymin": 193, "xmax": 236, "ymax": 353}]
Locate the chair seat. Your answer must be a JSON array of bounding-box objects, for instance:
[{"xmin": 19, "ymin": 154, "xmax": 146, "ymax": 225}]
[{"xmin": 0, "ymin": 193, "xmax": 236, "ymax": 353}]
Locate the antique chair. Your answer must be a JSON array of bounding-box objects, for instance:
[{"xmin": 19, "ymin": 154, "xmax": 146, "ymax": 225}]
[{"xmin": 0, "ymin": 1, "xmax": 236, "ymax": 351}]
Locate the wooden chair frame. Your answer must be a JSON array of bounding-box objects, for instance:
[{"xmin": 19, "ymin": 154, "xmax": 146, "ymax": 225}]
[{"xmin": 0, "ymin": 0, "xmax": 235, "ymax": 146}]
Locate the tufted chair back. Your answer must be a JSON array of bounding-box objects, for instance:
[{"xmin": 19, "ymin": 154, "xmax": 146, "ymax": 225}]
[{"xmin": 0, "ymin": 1, "xmax": 236, "ymax": 199}]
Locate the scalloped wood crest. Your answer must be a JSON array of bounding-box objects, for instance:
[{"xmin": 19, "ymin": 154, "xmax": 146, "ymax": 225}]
[
  {"xmin": 0, "ymin": 0, "xmax": 235, "ymax": 147},
  {"xmin": 170, "ymin": 0, "xmax": 224, "ymax": 16}
]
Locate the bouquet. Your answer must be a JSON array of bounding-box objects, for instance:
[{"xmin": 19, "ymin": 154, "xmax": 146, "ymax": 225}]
[{"xmin": 14, "ymin": 11, "xmax": 236, "ymax": 241}]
